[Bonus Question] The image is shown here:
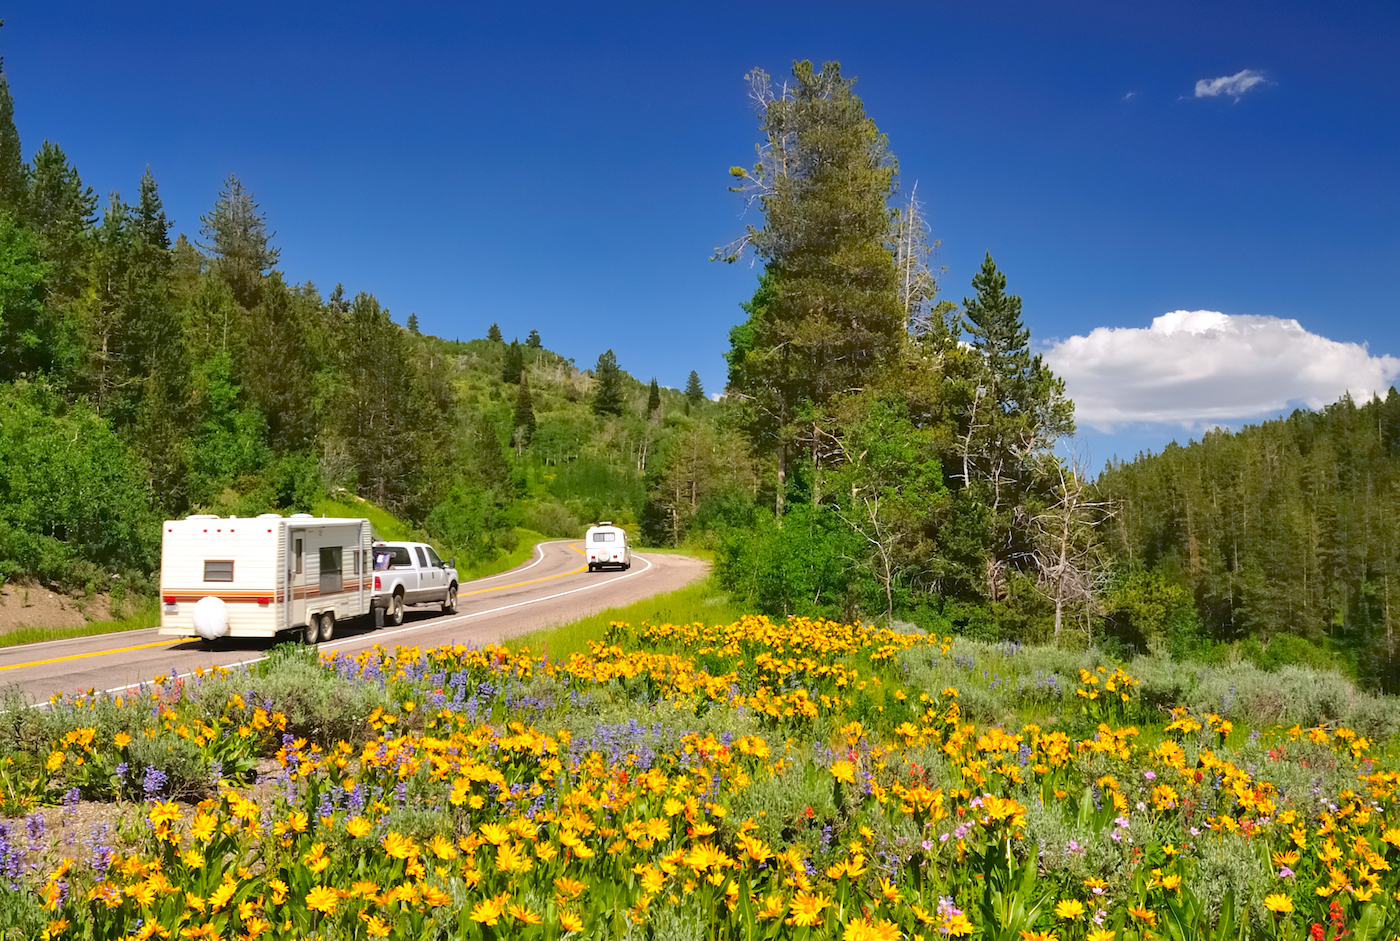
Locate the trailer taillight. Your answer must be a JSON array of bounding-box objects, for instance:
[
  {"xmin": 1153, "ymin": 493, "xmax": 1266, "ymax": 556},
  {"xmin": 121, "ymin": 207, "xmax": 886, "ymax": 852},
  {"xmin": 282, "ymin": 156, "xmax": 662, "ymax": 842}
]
[
  {"xmin": 162, "ymin": 595, "xmax": 175, "ymax": 604},
  {"xmin": 256, "ymin": 597, "xmax": 270, "ymax": 605}
]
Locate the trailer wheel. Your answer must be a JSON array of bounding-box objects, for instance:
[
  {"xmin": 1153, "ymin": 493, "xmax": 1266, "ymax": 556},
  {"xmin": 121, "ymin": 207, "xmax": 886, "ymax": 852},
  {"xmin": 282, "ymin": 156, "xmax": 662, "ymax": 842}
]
[
  {"xmin": 318, "ymin": 611, "xmax": 336, "ymax": 643},
  {"xmin": 442, "ymin": 584, "xmax": 458, "ymax": 615},
  {"xmin": 387, "ymin": 591, "xmax": 405, "ymax": 626},
  {"xmin": 302, "ymin": 616, "xmax": 320, "ymax": 646}
]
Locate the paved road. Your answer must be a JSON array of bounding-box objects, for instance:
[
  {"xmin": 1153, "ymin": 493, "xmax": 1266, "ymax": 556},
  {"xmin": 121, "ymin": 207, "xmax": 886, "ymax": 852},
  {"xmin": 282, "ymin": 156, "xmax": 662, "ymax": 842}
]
[{"xmin": 0, "ymin": 541, "xmax": 708, "ymax": 703}]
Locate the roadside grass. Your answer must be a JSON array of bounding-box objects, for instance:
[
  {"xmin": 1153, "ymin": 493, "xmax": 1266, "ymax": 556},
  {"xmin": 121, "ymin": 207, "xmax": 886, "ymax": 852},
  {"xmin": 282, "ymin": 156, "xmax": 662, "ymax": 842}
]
[
  {"xmin": 314, "ymin": 495, "xmax": 425, "ymax": 542},
  {"xmin": 0, "ymin": 600, "xmax": 159, "ymax": 651},
  {"xmin": 456, "ymin": 528, "xmax": 550, "ymax": 581},
  {"xmin": 635, "ymin": 544, "xmax": 715, "ymax": 563},
  {"xmin": 503, "ymin": 573, "xmax": 736, "ymax": 660}
]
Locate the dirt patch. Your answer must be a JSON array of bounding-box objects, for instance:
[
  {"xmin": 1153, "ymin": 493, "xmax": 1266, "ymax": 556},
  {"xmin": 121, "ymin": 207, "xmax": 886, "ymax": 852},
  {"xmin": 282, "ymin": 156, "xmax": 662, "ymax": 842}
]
[{"xmin": 0, "ymin": 580, "xmax": 111, "ymax": 635}]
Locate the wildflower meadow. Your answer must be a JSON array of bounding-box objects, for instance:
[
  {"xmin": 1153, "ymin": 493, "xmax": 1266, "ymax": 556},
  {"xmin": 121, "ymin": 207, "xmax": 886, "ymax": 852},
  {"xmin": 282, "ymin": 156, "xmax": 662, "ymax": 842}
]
[{"xmin": 3, "ymin": 615, "xmax": 1400, "ymax": 940}]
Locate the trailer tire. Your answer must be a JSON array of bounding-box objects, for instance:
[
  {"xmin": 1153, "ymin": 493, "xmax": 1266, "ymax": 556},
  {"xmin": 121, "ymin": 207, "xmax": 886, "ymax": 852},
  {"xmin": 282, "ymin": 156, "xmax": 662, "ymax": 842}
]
[
  {"xmin": 319, "ymin": 611, "xmax": 335, "ymax": 643},
  {"xmin": 442, "ymin": 584, "xmax": 458, "ymax": 615},
  {"xmin": 387, "ymin": 591, "xmax": 405, "ymax": 626},
  {"xmin": 302, "ymin": 616, "xmax": 320, "ymax": 646}
]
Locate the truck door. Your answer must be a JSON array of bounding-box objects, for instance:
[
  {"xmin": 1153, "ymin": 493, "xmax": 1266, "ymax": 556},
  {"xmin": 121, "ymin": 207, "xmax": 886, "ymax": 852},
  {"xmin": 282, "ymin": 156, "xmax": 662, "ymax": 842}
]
[{"xmin": 414, "ymin": 546, "xmax": 435, "ymax": 601}]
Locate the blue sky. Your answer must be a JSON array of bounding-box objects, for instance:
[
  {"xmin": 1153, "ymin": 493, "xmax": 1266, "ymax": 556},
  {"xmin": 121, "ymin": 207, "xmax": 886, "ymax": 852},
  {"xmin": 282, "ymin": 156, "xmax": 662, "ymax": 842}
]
[{"xmin": 7, "ymin": 1, "xmax": 1398, "ymax": 465}]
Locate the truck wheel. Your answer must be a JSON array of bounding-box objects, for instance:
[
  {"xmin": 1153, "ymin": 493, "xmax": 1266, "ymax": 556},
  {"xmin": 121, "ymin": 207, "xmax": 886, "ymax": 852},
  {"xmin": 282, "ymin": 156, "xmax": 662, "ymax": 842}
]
[
  {"xmin": 442, "ymin": 584, "xmax": 458, "ymax": 615},
  {"xmin": 588, "ymin": 563, "xmax": 596, "ymax": 573},
  {"xmin": 302, "ymin": 616, "xmax": 320, "ymax": 646},
  {"xmin": 319, "ymin": 611, "xmax": 336, "ymax": 643},
  {"xmin": 387, "ymin": 592, "xmax": 405, "ymax": 626}
]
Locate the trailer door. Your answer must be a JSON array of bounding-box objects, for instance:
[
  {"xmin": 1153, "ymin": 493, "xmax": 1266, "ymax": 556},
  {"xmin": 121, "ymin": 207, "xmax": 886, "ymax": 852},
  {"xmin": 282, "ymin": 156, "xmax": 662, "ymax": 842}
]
[{"xmin": 288, "ymin": 529, "xmax": 307, "ymax": 628}]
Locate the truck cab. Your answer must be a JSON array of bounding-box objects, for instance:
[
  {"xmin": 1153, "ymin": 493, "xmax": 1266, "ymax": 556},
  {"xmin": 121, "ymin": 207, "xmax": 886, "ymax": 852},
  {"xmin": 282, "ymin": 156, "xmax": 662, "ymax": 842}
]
[{"xmin": 585, "ymin": 522, "xmax": 630, "ymax": 572}]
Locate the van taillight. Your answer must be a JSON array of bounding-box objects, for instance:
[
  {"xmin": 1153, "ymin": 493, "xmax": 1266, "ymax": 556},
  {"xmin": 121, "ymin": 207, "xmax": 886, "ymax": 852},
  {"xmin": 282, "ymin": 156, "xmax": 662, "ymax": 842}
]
[{"xmin": 373, "ymin": 576, "xmax": 381, "ymax": 590}]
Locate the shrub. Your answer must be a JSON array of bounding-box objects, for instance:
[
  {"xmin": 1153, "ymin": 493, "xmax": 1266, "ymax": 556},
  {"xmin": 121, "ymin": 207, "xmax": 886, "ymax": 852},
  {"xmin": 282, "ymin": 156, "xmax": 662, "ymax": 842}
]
[
  {"xmin": 519, "ymin": 498, "xmax": 582, "ymax": 537},
  {"xmin": 245, "ymin": 645, "xmax": 395, "ymax": 749}
]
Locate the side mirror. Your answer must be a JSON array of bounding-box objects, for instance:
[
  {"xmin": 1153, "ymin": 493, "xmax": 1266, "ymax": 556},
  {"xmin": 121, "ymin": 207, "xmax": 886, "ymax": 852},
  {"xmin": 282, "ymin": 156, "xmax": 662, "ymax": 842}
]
[{"xmin": 449, "ymin": 557, "xmax": 456, "ymax": 569}]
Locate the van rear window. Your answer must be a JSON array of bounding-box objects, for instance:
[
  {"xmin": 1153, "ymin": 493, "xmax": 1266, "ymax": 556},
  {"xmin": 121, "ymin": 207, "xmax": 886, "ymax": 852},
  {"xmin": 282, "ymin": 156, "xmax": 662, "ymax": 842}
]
[
  {"xmin": 204, "ymin": 560, "xmax": 234, "ymax": 582},
  {"xmin": 591, "ymin": 532, "xmax": 616, "ymax": 543}
]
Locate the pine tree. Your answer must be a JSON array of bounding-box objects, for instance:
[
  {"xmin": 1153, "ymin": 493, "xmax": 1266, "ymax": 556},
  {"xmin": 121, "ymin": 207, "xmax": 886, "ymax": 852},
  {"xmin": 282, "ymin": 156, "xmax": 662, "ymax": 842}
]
[
  {"xmin": 513, "ymin": 372, "xmax": 536, "ymax": 446},
  {"xmin": 0, "ymin": 66, "xmax": 23, "ymax": 217},
  {"xmin": 526, "ymin": 328, "xmax": 541, "ymax": 349},
  {"xmin": 592, "ymin": 349, "xmax": 624, "ymax": 416},
  {"xmin": 407, "ymin": 312, "xmax": 420, "ymax": 334},
  {"xmin": 134, "ymin": 168, "xmax": 170, "ymax": 256},
  {"xmin": 685, "ymin": 371, "xmax": 704, "ymax": 409},
  {"xmin": 722, "ymin": 61, "xmax": 903, "ymax": 514},
  {"xmin": 85, "ymin": 193, "xmax": 135, "ymax": 417},
  {"xmin": 487, "ymin": 322, "xmax": 502, "ymax": 343},
  {"xmin": 199, "ymin": 175, "xmax": 279, "ymax": 308},
  {"xmin": 647, "ymin": 378, "xmax": 661, "ymax": 417},
  {"xmin": 24, "ymin": 141, "xmax": 96, "ymax": 304},
  {"xmin": 502, "ymin": 339, "xmax": 524, "ymax": 383},
  {"xmin": 0, "ymin": 212, "xmax": 49, "ymax": 379}
]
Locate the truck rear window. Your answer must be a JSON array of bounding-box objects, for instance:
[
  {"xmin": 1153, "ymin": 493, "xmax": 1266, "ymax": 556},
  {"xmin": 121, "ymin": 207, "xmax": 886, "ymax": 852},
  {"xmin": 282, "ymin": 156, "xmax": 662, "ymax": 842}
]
[{"xmin": 373, "ymin": 547, "xmax": 412, "ymax": 570}]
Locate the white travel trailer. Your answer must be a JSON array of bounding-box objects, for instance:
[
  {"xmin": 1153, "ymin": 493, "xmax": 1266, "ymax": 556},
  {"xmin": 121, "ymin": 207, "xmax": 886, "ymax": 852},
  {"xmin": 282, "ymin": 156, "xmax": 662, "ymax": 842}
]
[
  {"xmin": 584, "ymin": 521, "xmax": 631, "ymax": 572},
  {"xmin": 158, "ymin": 514, "xmax": 374, "ymax": 645}
]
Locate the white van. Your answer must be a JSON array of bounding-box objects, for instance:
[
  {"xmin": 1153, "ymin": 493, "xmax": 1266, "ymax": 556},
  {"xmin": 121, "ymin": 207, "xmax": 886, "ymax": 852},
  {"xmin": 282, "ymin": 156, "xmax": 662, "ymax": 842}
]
[
  {"xmin": 585, "ymin": 522, "xmax": 630, "ymax": 572},
  {"xmin": 158, "ymin": 514, "xmax": 374, "ymax": 645}
]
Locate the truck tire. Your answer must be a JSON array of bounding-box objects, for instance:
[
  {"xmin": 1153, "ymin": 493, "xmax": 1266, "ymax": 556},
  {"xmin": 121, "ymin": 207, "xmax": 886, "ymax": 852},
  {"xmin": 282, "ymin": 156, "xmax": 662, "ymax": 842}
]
[
  {"xmin": 442, "ymin": 584, "xmax": 458, "ymax": 615},
  {"xmin": 387, "ymin": 591, "xmax": 405, "ymax": 626},
  {"xmin": 319, "ymin": 611, "xmax": 336, "ymax": 643},
  {"xmin": 302, "ymin": 616, "xmax": 320, "ymax": 646}
]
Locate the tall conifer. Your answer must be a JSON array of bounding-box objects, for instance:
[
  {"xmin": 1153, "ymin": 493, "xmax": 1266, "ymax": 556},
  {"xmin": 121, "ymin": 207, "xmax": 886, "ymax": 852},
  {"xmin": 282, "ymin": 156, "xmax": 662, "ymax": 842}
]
[
  {"xmin": 592, "ymin": 349, "xmax": 624, "ymax": 416},
  {"xmin": 0, "ymin": 67, "xmax": 23, "ymax": 216}
]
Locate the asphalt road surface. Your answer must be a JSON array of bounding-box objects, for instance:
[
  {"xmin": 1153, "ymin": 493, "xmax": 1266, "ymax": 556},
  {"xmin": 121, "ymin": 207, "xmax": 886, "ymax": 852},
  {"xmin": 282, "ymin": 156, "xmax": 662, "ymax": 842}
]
[{"xmin": 0, "ymin": 541, "xmax": 707, "ymax": 704}]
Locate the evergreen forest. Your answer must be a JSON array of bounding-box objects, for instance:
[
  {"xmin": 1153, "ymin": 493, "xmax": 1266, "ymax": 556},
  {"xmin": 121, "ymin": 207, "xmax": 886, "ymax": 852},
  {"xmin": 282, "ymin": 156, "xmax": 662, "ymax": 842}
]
[{"xmin": 3, "ymin": 58, "xmax": 1398, "ymax": 689}]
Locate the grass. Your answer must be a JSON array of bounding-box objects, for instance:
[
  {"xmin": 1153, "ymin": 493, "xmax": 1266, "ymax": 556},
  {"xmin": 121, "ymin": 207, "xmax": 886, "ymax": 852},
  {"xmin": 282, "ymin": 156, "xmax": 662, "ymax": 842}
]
[
  {"xmin": 636, "ymin": 544, "xmax": 715, "ymax": 563},
  {"xmin": 503, "ymin": 573, "xmax": 738, "ymax": 660},
  {"xmin": 456, "ymin": 528, "xmax": 551, "ymax": 581},
  {"xmin": 0, "ymin": 600, "xmax": 159, "ymax": 650},
  {"xmin": 313, "ymin": 495, "xmax": 425, "ymax": 543}
]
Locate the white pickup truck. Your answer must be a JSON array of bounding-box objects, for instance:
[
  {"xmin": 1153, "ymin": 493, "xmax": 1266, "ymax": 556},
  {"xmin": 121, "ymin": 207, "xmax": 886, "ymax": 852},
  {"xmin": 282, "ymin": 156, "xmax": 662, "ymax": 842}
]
[{"xmin": 371, "ymin": 541, "xmax": 459, "ymax": 625}]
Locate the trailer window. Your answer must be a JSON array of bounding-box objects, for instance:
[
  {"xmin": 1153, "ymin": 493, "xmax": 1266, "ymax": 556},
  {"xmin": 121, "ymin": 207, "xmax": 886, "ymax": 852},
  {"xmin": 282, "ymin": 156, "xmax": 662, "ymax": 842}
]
[
  {"xmin": 591, "ymin": 532, "xmax": 616, "ymax": 543},
  {"xmin": 294, "ymin": 538, "xmax": 303, "ymax": 574},
  {"xmin": 204, "ymin": 560, "xmax": 234, "ymax": 582}
]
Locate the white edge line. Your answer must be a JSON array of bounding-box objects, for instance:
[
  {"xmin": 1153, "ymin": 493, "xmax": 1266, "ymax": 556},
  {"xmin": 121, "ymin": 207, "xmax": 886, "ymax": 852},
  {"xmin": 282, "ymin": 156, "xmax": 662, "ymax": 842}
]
[{"xmin": 93, "ymin": 550, "xmax": 656, "ymax": 698}]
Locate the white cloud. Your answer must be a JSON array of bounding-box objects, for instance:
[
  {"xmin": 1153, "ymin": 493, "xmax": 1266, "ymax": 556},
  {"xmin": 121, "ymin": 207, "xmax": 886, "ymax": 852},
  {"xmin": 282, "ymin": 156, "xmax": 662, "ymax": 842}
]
[
  {"xmin": 1194, "ymin": 69, "xmax": 1268, "ymax": 101},
  {"xmin": 1044, "ymin": 311, "xmax": 1400, "ymax": 431}
]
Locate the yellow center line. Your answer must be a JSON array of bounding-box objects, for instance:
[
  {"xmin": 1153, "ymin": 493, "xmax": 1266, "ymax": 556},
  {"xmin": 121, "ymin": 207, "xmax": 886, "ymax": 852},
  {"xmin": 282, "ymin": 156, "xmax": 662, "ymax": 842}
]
[
  {"xmin": 1, "ymin": 543, "xmax": 599, "ymax": 673},
  {"xmin": 460, "ymin": 544, "xmax": 588, "ymax": 596},
  {"xmin": 0, "ymin": 638, "xmax": 180, "ymax": 672}
]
